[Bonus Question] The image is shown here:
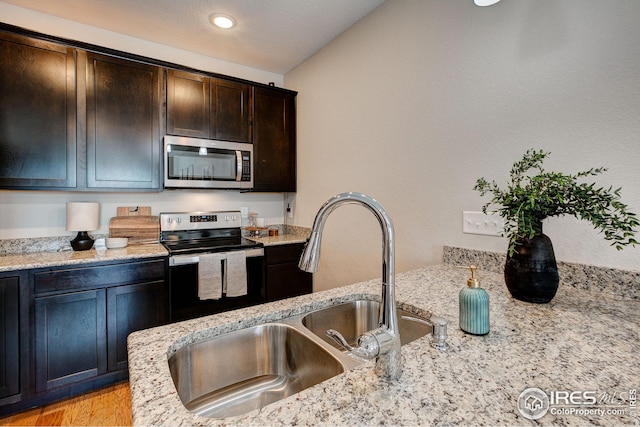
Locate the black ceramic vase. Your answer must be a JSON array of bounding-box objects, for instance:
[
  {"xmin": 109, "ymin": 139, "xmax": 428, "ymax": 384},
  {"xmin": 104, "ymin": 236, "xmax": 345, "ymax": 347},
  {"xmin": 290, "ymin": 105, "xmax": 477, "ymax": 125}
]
[{"xmin": 504, "ymin": 231, "xmax": 560, "ymax": 303}]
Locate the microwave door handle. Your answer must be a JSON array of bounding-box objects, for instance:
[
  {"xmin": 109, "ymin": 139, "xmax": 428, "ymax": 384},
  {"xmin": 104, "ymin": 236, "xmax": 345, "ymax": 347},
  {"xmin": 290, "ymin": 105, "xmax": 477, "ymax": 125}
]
[{"xmin": 236, "ymin": 150, "xmax": 242, "ymax": 181}]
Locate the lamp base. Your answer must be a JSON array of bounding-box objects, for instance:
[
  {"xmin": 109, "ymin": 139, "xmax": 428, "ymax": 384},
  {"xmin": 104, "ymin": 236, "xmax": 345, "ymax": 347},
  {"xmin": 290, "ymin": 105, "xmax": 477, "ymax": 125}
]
[{"xmin": 70, "ymin": 231, "xmax": 94, "ymax": 251}]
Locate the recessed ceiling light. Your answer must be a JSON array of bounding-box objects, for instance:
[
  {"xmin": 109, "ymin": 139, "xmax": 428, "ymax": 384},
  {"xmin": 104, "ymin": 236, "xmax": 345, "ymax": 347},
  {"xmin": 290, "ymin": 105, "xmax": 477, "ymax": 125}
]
[
  {"xmin": 474, "ymin": 0, "xmax": 501, "ymax": 5},
  {"xmin": 210, "ymin": 14, "xmax": 236, "ymax": 29}
]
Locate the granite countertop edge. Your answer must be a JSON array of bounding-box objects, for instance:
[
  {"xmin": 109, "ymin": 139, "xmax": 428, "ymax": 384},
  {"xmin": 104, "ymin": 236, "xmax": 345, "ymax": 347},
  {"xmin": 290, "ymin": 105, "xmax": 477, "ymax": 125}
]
[
  {"xmin": 245, "ymin": 234, "xmax": 308, "ymax": 246},
  {"xmin": 127, "ymin": 264, "xmax": 640, "ymax": 426},
  {"xmin": 0, "ymin": 244, "xmax": 169, "ymax": 272},
  {"xmin": 0, "ymin": 226, "xmax": 311, "ymax": 271}
]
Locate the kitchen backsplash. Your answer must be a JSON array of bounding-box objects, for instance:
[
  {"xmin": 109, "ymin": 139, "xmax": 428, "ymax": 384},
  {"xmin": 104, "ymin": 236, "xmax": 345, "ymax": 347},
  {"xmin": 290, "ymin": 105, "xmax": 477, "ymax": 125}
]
[
  {"xmin": 444, "ymin": 246, "xmax": 640, "ymax": 300},
  {"xmin": 240, "ymin": 224, "xmax": 309, "ymax": 239},
  {"xmin": 0, "ymin": 234, "xmax": 108, "ymax": 254},
  {"xmin": 0, "ymin": 224, "xmax": 312, "ymax": 255}
]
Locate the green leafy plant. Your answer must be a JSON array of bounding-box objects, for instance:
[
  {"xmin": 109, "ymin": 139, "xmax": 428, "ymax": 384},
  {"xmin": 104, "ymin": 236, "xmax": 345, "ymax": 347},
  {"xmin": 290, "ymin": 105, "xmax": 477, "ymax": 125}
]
[{"xmin": 474, "ymin": 149, "xmax": 639, "ymax": 256}]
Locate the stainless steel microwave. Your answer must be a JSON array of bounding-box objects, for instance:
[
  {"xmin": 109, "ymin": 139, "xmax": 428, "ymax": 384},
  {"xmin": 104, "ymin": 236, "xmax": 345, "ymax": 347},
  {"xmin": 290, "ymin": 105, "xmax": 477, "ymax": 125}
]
[{"xmin": 164, "ymin": 136, "xmax": 253, "ymax": 189}]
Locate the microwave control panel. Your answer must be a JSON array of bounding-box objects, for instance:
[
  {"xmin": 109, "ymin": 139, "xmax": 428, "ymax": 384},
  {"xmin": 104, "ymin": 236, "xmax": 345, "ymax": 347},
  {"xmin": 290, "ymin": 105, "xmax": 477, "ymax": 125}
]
[{"xmin": 241, "ymin": 153, "xmax": 251, "ymax": 181}]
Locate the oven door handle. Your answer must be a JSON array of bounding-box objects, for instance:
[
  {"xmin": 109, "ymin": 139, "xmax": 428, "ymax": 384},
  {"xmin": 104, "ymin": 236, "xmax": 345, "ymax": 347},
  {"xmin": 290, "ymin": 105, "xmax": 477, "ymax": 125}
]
[
  {"xmin": 169, "ymin": 255, "xmax": 200, "ymax": 266},
  {"xmin": 169, "ymin": 247, "xmax": 264, "ymax": 266}
]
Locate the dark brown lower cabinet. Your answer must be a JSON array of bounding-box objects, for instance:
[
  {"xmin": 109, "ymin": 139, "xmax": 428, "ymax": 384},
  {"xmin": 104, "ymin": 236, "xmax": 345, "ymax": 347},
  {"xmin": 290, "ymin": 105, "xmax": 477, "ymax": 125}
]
[
  {"xmin": 264, "ymin": 243, "xmax": 312, "ymax": 302},
  {"xmin": 106, "ymin": 281, "xmax": 167, "ymax": 372},
  {"xmin": 0, "ymin": 257, "xmax": 167, "ymax": 417},
  {"xmin": 0, "ymin": 276, "xmax": 21, "ymax": 401},
  {"xmin": 35, "ymin": 290, "xmax": 107, "ymax": 392}
]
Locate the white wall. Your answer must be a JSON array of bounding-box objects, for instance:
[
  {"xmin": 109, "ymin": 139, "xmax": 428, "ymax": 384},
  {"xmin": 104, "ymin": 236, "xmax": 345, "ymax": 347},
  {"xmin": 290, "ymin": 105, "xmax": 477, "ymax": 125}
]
[
  {"xmin": 0, "ymin": 191, "xmax": 286, "ymax": 239},
  {"xmin": 286, "ymin": 0, "xmax": 640, "ymax": 291},
  {"xmin": 0, "ymin": 3, "xmax": 286, "ymax": 239},
  {"xmin": 0, "ymin": 2, "xmax": 283, "ymax": 85}
]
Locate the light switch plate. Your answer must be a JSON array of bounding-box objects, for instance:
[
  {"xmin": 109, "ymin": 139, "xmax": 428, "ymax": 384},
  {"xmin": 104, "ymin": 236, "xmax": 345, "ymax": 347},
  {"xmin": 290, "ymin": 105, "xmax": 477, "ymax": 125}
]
[{"xmin": 463, "ymin": 211, "xmax": 504, "ymax": 236}]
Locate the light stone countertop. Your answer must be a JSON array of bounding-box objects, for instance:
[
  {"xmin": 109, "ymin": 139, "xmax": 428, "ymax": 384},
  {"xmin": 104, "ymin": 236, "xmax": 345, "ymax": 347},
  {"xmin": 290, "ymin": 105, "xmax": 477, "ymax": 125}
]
[
  {"xmin": 0, "ymin": 243, "xmax": 168, "ymax": 272},
  {"xmin": 246, "ymin": 233, "xmax": 307, "ymax": 246},
  {"xmin": 0, "ymin": 226, "xmax": 310, "ymax": 272},
  {"xmin": 245, "ymin": 224, "xmax": 310, "ymax": 246},
  {"xmin": 127, "ymin": 264, "xmax": 640, "ymax": 426}
]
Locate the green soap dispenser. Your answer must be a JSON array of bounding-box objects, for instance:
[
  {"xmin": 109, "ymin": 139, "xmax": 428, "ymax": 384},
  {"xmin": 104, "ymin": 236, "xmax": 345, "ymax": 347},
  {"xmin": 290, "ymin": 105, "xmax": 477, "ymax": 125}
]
[{"xmin": 459, "ymin": 265, "xmax": 490, "ymax": 335}]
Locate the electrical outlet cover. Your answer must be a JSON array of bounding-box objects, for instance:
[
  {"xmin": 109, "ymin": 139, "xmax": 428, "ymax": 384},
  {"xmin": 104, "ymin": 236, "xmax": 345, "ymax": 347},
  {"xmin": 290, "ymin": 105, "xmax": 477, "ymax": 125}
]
[{"xmin": 463, "ymin": 211, "xmax": 504, "ymax": 236}]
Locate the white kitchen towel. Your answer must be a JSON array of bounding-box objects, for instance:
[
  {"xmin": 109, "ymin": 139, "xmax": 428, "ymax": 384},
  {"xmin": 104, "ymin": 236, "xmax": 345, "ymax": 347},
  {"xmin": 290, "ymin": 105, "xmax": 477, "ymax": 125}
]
[
  {"xmin": 225, "ymin": 251, "xmax": 247, "ymax": 297},
  {"xmin": 198, "ymin": 253, "xmax": 223, "ymax": 300}
]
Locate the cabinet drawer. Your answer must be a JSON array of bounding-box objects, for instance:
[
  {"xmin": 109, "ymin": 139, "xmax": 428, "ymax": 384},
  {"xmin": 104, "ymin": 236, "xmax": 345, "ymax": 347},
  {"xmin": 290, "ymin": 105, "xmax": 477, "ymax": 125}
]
[
  {"xmin": 264, "ymin": 243, "xmax": 305, "ymax": 265},
  {"xmin": 34, "ymin": 259, "xmax": 166, "ymax": 294}
]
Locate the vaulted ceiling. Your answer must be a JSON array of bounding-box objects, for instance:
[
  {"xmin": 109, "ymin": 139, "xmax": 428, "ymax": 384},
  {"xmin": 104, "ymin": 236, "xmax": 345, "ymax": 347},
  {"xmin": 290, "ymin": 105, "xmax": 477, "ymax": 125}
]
[{"xmin": 1, "ymin": 0, "xmax": 385, "ymax": 74}]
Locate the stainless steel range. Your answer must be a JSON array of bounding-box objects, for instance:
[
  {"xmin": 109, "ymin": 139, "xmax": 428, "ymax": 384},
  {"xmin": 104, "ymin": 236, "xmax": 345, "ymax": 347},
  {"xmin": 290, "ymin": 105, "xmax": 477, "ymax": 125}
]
[{"xmin": 160, "ymin": 211, "xmax": 264, "ymax": 322}]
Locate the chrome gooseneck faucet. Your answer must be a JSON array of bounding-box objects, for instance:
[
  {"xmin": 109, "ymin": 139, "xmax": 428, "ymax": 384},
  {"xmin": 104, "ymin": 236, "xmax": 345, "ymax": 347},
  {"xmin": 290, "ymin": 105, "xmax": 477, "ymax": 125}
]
[{"xmin": 299, "ymin": 192, "xmax": 401, "ymax": 380}]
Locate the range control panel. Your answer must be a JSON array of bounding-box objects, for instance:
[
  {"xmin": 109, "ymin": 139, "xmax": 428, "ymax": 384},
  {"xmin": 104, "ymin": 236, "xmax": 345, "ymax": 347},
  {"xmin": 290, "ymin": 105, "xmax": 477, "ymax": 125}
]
[
  {"xmin": 190, "ymin": 214, "xmax": 217, "ymax": 223},
  {"xmin": 160, "ymin": 211, "xmax": 241, "ymax": 231}
]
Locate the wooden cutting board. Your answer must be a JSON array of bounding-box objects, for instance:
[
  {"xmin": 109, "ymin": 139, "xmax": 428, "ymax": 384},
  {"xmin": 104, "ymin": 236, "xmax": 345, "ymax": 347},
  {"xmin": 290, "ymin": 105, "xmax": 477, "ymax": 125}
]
[
  {"xmin": 109, "ymin": 216, "xmax": 159, "ymax": 244},
  {"xmin": 116, "ymin": 206, "xmax": 152, "ymax": 216}
]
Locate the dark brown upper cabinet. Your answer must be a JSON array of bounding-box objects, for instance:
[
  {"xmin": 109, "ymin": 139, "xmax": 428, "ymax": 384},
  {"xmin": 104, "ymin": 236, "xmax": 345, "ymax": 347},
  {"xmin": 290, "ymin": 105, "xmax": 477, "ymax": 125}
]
[
  {"xmin": 0, "ymin": 32, "xmax": 77, "ymax": 189},
  {"xmin": 166, "ymin": 70, "xmax": 209, "ymax": 138},
  {"xmin": 253, "ymin": 87, "xmax": 297, "ymax": 192},
  {"xmin": 0, "ymin": 25, "xmax": 298, "ymax": 193},
  {"xmin": 84, "ymin": 52, "xmax": 162, "ymax": 189},
  {"xmin": 167, "ymin": 70, "xmax": 252, "ymax": 143},
  {"xmin": 0, "ymin": 28, "xmax": 163, "ymax": 191}
]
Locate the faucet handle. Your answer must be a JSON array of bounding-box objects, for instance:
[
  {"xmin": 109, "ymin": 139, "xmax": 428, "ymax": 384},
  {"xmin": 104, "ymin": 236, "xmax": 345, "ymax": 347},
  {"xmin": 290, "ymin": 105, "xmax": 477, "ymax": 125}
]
[
  {"xmin": 326, "ymin": 329, "xmax": 380, "ymax": 359},
  {"xmin": 326, "ymin": 329, "xmax": 353, "ymax": 351},
  {"xmin": 401, "ymin": 315, "xmax": 450, "ymax": 351}
]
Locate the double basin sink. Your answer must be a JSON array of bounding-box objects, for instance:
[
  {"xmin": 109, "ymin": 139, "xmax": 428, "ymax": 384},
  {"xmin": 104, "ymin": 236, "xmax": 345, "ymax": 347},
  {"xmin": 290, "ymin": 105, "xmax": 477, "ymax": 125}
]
[{"xmin": 168, "ymin": 299, "xmax": 435, "ymax": 419}]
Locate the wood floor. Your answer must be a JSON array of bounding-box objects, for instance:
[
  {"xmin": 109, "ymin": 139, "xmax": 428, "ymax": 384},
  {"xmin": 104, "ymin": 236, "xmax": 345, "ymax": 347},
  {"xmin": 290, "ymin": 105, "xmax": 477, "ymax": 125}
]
[{"xmin": 0, "ymin": 382, "xmax": 132, "ymax": 426}]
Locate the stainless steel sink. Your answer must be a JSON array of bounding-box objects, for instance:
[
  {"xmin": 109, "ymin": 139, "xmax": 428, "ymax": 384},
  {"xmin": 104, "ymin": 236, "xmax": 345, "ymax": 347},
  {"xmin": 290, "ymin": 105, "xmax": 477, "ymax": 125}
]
[
  {"xmin": 168, "ymin": 299, "xmax": 439, "ymax": 419},
  {"xmin": 168, "ymin": 323, "xmax": 345, "ymax": 419},
  {"xmin": 302, "ymin": 300, "xmax": 432, "ymax": 349}
]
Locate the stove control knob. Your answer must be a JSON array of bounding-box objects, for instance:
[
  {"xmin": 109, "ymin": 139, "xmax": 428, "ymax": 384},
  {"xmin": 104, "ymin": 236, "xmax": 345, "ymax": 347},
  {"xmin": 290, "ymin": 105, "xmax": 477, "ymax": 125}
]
[
  {"xmin": 176, "ymin": 217, "xmax": 182, "ymax": 224},
  {"xmin": 224, "ymin": 215, "xmax": 230, "ymax": 221},
  {"xmin": 167, "ymin": 217, "xmax": 173, "ymax": 224}
]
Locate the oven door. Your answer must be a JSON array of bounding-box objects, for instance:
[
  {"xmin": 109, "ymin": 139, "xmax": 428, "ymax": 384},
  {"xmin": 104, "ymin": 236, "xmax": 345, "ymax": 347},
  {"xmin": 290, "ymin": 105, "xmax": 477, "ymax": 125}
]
[
  {"xmin": 168, "ymin": 248, "xmax": 264, "ymax": 322},
  {"xmin": 164, "ymin": 135, "xmax": 253, "ymax": 189}
]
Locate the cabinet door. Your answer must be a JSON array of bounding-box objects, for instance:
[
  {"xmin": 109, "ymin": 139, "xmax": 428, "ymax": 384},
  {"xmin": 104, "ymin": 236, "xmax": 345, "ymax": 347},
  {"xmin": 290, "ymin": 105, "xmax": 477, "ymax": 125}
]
[
  {"xmin": 253, "ymin": 87, "xmax": 297, "ymax": 192},
  {"xmin": 166, "ymin": 70, "xmax": 210, "ymax": 138},
  {"xmin": 211, "ymin": 78, "xmax": 252, "ymax": 143},
  {"xmin": 0, "ymin": 277, "xmax": 20, "ymax": 400},
  {"xmin": 85, "ymin": 53, "xmax": 161, "ymax": 189},
  {"xmin": 264, "ymin": 244, "xmax": 312, "ymax": 302},
  {"xmin": 35, "ymin": 290, "xmax": 107, "ymax": 392},
  {"xmin": 0, "ymin": 32, "xmax": 76, "ymax": 189},
  {"xmin": 265, "ymin": 264, "xmax": 313, "ymax": 302},
  {"xmin": 106, "ymin": 281, "xmax": 167, "ymax": 372}
]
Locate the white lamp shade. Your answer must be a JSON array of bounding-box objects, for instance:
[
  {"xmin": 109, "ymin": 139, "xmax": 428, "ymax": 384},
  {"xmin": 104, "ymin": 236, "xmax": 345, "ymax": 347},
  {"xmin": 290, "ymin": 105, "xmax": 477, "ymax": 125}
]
[
  {"xmin": 474, "ymin": 0, "xmax": 501, "ymax": 5},
  {"xmin": 66, "ymin": 202, "xmax": 100, "ymax": 231}
]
